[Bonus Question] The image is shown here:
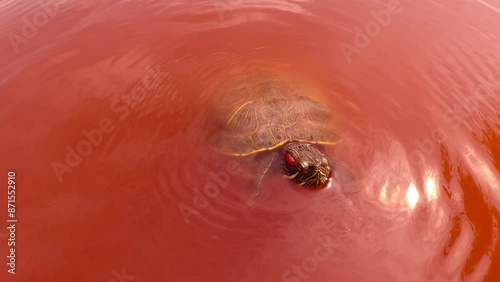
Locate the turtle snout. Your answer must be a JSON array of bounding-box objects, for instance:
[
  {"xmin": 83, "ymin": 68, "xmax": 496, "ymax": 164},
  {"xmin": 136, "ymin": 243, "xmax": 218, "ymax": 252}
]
[
  {"xmin": 294, "ymin": 166, "xmax": 328, "ymax": 187},
  {"xmin": 316, "ymin": 163, "xmax": 331, "ymax": 180}
]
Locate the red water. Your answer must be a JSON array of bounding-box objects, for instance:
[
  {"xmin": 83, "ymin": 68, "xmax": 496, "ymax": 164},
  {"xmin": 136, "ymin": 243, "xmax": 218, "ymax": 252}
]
[{"xmin": 1, "ymin": 0, "xmax": 500, "ymax": 281}]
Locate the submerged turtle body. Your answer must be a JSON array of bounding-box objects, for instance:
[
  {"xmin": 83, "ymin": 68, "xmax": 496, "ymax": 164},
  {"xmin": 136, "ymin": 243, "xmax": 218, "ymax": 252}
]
[{"xmin": 209, "ymin": 71, "xmax": 341, "ymax": 189}]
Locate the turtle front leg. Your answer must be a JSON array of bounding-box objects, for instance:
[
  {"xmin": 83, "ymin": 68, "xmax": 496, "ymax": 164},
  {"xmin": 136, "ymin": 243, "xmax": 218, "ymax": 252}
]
[{"xmin": 246, "ymin": 151, "xmax": 277, "ymax": 206}]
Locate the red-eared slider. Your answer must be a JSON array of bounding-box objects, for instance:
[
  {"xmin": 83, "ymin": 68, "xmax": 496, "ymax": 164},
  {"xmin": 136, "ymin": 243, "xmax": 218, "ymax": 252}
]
[{"xmin": 209, "ymin": 71, "xmax": 342, "ymax": 200}]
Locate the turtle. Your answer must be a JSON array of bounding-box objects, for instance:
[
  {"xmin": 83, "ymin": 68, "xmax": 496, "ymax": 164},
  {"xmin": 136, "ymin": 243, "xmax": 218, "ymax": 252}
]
[{"xmin": 208, "ymin": 70, "xmax": 344, "ymax": 201}]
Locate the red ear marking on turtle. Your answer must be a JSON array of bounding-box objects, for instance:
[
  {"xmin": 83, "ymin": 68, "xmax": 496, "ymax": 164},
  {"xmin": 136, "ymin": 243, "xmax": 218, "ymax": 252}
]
[{"xmin": 284, "ymin": 152, "xmax": 297, "ymax": 166}]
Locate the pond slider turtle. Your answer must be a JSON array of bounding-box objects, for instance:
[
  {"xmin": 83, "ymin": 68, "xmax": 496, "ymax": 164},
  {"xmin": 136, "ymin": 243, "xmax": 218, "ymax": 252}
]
[{"xmin": 209, "ymin": 70, "xmax": 343, "ymax": 201}]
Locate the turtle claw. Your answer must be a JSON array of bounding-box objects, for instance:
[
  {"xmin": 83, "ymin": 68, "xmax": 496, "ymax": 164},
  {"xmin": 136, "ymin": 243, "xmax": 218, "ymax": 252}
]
[
  {"xmin": 245, "ymin": 191, "xmax": 260, "ymax": 206},
  {"xmin": 246, "ymin": 174, "xmax": 264, "ymax": 207},
  {"xmin": 245, "ymin": 152, "xmax": 276, "ymax": 206}
]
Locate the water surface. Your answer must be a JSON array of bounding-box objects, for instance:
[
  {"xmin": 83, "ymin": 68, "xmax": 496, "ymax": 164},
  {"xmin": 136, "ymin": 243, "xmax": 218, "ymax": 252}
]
[{"xmin": 0, "ymin": 0, "xmax": 499, "ymax": 281}]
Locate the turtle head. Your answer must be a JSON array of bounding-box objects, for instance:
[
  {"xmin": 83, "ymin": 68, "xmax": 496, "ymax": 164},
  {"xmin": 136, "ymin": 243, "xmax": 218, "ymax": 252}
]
[{"xmin": 282, "ymin": 142, "xmax": 331, "ymax": 188}]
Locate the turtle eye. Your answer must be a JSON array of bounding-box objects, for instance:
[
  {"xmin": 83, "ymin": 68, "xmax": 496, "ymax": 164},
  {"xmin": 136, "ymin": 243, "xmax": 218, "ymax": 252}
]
[{"xmin": 284, "ymin": 152, "xmax": 297, "ymax": 166}]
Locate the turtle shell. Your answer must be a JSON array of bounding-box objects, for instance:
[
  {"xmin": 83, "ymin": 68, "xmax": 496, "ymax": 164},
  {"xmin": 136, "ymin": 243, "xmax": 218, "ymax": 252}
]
[{"xmin": 209, "ymin": 71, "xmax": 341, "ymax": 156}]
